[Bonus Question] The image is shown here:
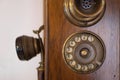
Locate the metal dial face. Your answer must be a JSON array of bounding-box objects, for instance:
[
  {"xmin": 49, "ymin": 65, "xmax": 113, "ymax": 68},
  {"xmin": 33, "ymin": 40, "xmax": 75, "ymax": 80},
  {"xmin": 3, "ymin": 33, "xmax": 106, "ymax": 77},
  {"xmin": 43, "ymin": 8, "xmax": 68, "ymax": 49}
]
[{"xmin": 63, "ymin": 31, "xmax": 106, "ymax": 74}]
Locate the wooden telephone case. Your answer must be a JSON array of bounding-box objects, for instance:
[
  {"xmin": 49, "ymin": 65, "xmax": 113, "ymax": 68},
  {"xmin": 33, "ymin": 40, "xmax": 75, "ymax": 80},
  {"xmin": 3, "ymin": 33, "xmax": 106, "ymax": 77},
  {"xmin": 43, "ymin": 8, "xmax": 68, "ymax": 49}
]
[
  {"xmin": 44, "ymin": 0, "xmax": 119, "ymax": 80},
  {"xmin": 16, "ymin": 0, "xmax": 120, "ymax": 80}
]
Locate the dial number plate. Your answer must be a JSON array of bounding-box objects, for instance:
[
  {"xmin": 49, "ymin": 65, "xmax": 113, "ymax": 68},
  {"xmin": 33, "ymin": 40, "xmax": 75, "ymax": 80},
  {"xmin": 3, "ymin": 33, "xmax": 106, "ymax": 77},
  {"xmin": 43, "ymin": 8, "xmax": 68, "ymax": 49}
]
[{"xmin": 63, "ymin": 31, "xmax": 106, "ymax": 74}]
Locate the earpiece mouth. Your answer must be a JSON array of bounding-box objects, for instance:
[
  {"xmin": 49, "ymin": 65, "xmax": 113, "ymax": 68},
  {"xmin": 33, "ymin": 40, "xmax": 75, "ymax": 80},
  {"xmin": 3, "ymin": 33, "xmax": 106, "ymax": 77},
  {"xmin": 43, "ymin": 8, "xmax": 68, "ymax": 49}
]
[
  {"xmin": 64, "ymin": 0, "xmax": 106, "ymax": 27},
  {"xmin": 74, "ymin": 0, "xmax": 105, "ymax": 17}
]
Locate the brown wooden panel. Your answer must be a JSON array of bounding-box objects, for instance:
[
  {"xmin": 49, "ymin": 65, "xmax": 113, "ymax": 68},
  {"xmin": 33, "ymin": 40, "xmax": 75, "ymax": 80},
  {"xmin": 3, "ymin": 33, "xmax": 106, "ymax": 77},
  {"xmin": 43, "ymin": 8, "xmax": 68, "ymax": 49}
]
[{"xmin": 44, "ymin": 0, "xmax": 120, "ymax": 80}]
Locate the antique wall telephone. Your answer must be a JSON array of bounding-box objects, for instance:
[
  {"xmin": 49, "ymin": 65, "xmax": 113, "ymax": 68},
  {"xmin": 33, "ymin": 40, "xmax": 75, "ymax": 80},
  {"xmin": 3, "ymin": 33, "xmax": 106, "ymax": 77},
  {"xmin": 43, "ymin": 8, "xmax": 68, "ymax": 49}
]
[{"xmin": 15, "ymin": 0, "xmax": 119, "ymax": 80}]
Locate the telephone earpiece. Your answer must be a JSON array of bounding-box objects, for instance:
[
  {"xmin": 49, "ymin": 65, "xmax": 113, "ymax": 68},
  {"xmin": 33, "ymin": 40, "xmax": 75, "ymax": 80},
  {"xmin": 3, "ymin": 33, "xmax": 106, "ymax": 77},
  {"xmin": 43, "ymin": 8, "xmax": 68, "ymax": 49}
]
[{"xmin": 16, "ymin": 36, "xmax": 41, "ymax": 60}]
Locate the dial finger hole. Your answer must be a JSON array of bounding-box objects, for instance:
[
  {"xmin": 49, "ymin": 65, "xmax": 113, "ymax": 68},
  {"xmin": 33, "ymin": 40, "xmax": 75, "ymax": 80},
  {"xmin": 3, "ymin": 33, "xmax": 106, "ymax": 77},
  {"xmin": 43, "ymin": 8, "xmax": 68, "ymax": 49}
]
[
  {"xmin": 69, "ymin": 41, "xmax": 76, "ymax": 47},
  {"xmin": 66, "ymin": 54, "xmax": 73, "ymax": 60},
  {"xmin": 81, "ymin": 65, "xmax": 88, "ymax": 71},
  {"xmin": 75, "ymin": 37, "xmax": 81, "ymax": 42},
  {"xmin": 81, "ymin": 35, "xmax": 88, "ymax": 41},
  {"xmin": 66, "ymin": 47, "xmax": 73, "ymax": 53},
  {"xmin": 88, "ymin": 64, "xmax": 95, "ymax": 70},
  {"xmin": 69, "ymin": 60, "xmax": 76, "ymax": 66},
  {"xmin": 75, "ymin": 64, "xmax": 82, "ymax": 70},
  {"xmin": 88, "ymin": 36, "xmax": 94, "ymax": 42}
]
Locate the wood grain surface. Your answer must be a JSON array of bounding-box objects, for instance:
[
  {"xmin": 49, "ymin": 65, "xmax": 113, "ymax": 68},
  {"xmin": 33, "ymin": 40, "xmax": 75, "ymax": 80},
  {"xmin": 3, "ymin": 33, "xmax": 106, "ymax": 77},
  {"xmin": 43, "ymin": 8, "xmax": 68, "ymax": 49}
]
[{"xmin": 43, "ymin": 0, "xmax": 120, "ymax": 80}]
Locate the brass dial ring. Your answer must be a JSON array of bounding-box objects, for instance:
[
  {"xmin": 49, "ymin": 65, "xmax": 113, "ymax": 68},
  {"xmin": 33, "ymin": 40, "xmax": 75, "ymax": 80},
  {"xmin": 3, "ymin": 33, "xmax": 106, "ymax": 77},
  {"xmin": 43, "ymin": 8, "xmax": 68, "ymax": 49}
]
[{"xmin": 62, "ymin": 31, "xmax": 106, "ymax": 74}]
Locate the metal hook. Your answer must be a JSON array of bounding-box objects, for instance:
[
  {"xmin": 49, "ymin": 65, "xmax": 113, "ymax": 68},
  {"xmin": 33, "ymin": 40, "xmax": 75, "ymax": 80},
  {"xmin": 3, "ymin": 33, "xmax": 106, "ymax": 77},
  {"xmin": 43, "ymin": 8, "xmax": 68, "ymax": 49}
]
[
  {"xmin": 33, "ymin": 25, "xmax": 44, "ymax": 71},
  {"xmin": 33, "ymin": 25, "xmax": 44, "ymax": 35}
]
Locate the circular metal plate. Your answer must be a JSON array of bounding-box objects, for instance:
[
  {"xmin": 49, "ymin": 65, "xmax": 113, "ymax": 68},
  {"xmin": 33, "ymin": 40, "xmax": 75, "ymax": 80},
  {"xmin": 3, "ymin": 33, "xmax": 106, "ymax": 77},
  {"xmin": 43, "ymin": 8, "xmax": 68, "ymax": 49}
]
[
  {"xmin": 64, "ymin": 0, "xmax": 106, "ymax": 27},
  {"xmin": 62, "ymin": 31, "xmax": 106, "ymax": 74}
]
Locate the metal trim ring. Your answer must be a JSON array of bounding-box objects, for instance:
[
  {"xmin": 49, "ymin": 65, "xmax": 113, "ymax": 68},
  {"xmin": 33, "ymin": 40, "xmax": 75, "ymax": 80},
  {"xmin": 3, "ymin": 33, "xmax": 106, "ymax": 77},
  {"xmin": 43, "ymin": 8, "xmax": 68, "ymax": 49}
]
[{"xmin": 64, "ymin": 0, "xmax": 106, "ymax": 27}]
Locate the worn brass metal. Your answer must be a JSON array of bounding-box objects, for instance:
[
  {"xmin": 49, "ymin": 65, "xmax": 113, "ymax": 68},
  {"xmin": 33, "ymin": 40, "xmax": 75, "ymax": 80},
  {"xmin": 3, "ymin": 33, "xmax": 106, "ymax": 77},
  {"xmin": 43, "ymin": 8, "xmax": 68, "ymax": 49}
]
[
  {"xmin": 33, "ymin": 25, "xmax": 44, "ymax": 63},
  {"xmin": 62, "ymin": 31, "xmax": 106, "ymax": 73},
  {"xmin": 33, "ymin": 26, "xmax": 45, "ymax": 71},
  {"xmin": 80, "ymin": 48, "xmax": 89, "ymax": 57},
  {"xmin": 64, "ymin": 0, "xmax": 106, "ymax": 27},
  {"xmin": 37, "ymin": 62, "xmax": 44, "ymax": 71}
]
